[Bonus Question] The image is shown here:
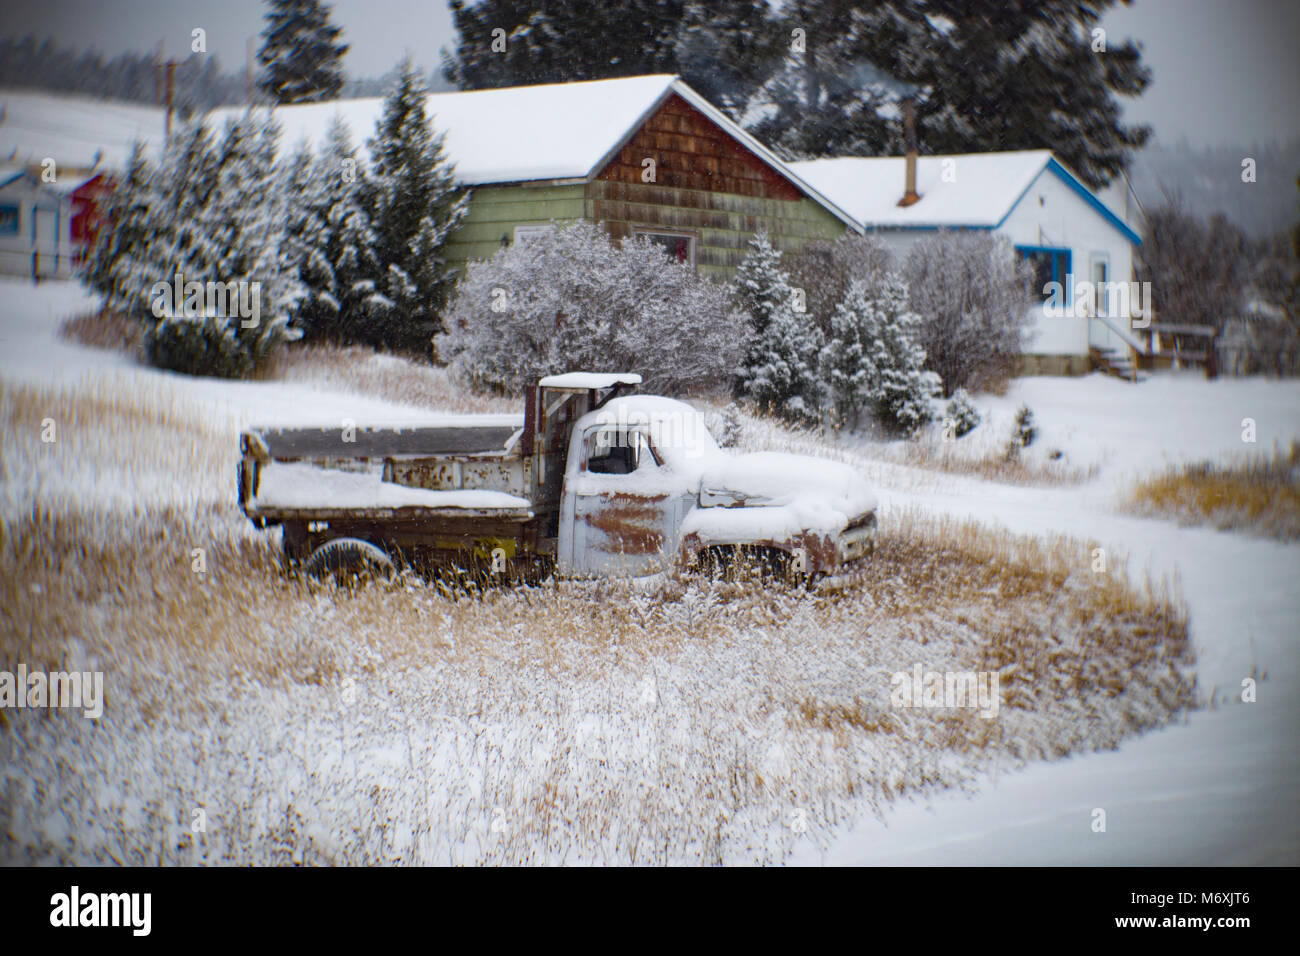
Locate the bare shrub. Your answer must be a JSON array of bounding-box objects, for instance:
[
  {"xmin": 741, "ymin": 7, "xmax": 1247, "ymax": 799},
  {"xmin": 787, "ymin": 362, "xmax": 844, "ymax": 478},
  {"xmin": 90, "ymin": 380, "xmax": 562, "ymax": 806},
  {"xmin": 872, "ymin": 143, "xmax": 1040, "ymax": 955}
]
[
  {"xmin": 437, "ymin": 221, "xmax": 745, "ymax": 396},
  {"xmin": 903, "ymin": 232, "xmax": 1034, "ymax": 396}
]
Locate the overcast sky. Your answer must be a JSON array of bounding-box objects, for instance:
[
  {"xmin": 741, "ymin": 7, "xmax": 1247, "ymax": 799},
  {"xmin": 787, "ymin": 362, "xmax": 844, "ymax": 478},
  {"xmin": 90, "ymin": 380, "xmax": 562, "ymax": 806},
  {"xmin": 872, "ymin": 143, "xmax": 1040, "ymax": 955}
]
[{"xmin": 3, "ymin": 0, "xmax": 1297, "ymax": 148}]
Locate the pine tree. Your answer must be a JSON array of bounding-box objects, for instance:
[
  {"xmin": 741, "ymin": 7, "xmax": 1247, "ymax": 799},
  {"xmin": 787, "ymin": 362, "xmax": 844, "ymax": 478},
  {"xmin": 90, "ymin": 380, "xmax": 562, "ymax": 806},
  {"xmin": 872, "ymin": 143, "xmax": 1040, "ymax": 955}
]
[
  {"xmin": 443, "ymin": 1, "xmax": 686, "ymax": 90},
  {"xmin": 732, "ymin": 230, "xmax": 822, "ymax": 422},
  {"xmin": 752, "ymin": 0, "xmax": 1150, "ymax": 188},
  {"xmin": 366, "ymin": 58, "xmax": 468, "ymax": 353},
  {"xmin": 673, "ymin": 0, "xmax": 782, "ymax": 118},
  {"xmin": 818, "ymin": 280, "xmax": 879, "ymax": 431},
  {"xmin": 258, "ymin": 0, "xmax": 349, "ymax": 105},
  {"xmin": 867, "ymin": 275, "xmax": 941, "ymax": 435},
  {"xmin": 819, "ymin": 275, "xmax": 940, "ymax": 435},
  {"xmin": 144, "ymin": 111, "xmax": 298, "ymax": 376},
  {"xmin": 282, "ymin": 117, "xmax": 386, "ymax": 344},
  {"xmin": 81, "ymin": 141, "xmax": 154, "ymax": 311}
]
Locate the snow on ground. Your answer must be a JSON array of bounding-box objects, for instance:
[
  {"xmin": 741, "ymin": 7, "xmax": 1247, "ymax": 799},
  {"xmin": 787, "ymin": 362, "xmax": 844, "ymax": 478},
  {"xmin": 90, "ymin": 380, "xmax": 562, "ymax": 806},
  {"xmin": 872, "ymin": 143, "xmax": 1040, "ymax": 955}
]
[
  {"xmin": 3, "ymin": 277, "xmax": 1298, "ymax": 865},
  {"xmin": 0, "ymin": 280, "xmax": 496, "ymax": 430}
]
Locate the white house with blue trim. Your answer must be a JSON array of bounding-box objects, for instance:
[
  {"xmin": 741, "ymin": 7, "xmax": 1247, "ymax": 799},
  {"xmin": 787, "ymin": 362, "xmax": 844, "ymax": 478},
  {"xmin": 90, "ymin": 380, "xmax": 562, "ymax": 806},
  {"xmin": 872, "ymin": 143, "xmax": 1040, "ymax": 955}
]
[
  {"xmin": 0, "ymin": 164, "xmax": 74, "ymax": 281},
  {"xmin": 791, "ymin": 150, "xmax": 1146, "ymax": 376}
]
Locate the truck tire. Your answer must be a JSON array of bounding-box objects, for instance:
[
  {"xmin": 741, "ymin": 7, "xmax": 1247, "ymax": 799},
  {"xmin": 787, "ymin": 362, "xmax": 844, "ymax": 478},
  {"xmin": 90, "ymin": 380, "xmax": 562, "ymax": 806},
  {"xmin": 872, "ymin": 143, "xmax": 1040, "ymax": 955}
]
[{"xmin": 302, "ymin": 537, "xmax": 395, "ymax": 583}]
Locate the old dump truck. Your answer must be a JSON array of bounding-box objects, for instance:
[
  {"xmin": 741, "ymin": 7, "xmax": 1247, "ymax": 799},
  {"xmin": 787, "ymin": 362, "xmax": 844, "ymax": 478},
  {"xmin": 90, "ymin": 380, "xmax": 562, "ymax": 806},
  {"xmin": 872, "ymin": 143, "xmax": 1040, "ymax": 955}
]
[{"xmin": 238, "ymin": 372, "xmax": 878, "ymax": 583}]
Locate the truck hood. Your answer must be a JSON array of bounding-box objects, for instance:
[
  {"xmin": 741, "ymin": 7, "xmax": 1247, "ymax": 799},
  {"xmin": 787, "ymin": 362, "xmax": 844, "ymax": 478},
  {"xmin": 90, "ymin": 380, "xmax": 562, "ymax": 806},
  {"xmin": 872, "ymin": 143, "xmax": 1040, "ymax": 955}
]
[{"xmin": 698, "ymin": 452, "xmax": 877, "ymax": 521}]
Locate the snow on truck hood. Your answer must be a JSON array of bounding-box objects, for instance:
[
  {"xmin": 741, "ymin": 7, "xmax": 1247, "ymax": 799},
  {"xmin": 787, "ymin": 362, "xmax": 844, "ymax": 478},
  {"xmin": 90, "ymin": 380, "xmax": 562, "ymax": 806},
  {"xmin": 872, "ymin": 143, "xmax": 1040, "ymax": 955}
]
[
  {"xmin": 688, "ymin": 452, "xmax": 877, "ymax": 543},
  {"xmin": 700, "ymin": 452, "xmax": 876, "ymax": 519}
]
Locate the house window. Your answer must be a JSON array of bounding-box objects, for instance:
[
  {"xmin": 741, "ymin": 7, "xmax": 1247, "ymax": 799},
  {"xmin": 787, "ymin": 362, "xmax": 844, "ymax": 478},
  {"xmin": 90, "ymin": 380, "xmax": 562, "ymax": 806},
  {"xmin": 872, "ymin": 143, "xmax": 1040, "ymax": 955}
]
[
  {"xmin": 513, "ymin": 224, "xmax": 557, "ymax": 243},
  {"xmin": 635, "ymin": 229, "xmax": 696, "ymax": 267},
  {"xmin": 0, "ymin": 204, "xmax": 17, "ymax": 236},
  {"xmin": 1015, "ymin": 245, "xmax": 1071, "ymax": 303}
]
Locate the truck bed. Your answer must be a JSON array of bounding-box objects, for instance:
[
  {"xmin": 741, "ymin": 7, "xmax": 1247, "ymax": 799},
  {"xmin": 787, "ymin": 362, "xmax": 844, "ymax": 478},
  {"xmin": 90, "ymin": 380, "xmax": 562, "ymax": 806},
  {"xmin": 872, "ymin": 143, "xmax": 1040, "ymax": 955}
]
[
  {"xmin": 253, "ymin": 422, "xmax": 523, "ymax": 461},
  {"xmin": 239, "ymin": 417, "xmax": 534, "ymax": 525}
]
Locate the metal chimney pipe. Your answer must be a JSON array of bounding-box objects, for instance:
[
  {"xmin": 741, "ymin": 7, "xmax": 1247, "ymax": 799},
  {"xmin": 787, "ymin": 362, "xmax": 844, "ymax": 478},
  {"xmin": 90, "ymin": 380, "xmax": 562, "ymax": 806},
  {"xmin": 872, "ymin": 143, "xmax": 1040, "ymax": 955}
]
[{"xmin": 898, "ymin": 95, "xmax": 921, "ymax": 207}]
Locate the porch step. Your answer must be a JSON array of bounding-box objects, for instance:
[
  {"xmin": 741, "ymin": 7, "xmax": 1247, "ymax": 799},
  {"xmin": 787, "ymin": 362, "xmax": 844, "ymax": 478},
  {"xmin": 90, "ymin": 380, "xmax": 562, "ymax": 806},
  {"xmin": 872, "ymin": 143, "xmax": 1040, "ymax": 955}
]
[{"xmin": 1091, "ymin": 347, "xmax": 1148, "ymax": 382}]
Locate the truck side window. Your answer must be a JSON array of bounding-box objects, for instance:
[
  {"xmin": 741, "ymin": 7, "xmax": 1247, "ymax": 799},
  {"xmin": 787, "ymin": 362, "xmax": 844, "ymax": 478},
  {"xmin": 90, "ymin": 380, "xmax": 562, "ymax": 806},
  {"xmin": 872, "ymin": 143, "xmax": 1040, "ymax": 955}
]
[{"xmin": 586, "ymin": 428, "xmax": 653, "ymax": 475}]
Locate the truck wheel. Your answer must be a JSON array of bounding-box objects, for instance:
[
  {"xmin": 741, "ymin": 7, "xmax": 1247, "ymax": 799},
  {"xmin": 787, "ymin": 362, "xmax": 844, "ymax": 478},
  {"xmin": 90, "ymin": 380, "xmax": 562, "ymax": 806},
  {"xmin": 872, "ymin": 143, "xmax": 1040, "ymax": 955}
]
[{"xmin": 302, "ymin": 538, "xmax": 395, "ymax": 584}]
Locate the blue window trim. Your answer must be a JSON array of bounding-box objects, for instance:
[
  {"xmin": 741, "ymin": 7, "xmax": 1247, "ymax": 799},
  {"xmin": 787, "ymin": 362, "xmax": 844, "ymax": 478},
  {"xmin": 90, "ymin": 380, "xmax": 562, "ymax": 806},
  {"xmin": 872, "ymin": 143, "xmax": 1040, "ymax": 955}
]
[
  {"xmin": 0, "ymin": 202, "xmax": 18, "ymax": 236},
  {"xmin": 1015, "ymin": 244, "xmax": 1073, "ymax": 300}
]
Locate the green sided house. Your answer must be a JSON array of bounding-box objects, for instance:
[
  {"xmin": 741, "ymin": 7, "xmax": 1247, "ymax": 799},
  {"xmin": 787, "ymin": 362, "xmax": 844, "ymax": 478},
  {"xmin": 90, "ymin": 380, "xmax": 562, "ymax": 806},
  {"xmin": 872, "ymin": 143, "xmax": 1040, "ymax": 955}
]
[{"xmin": 262, "ymin": 74, "xmax": 860, "ymax": 279}]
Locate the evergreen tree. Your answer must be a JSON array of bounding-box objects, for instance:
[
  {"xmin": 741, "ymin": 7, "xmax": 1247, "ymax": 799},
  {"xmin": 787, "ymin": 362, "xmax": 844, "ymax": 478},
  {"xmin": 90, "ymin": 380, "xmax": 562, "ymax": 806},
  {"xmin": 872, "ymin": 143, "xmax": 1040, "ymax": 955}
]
[
  {"xmin": 673, "ymin": 0, "xmax": 782, "ymax": 117},
  {"xmin": 732, "ymin": 231, "xmax": 822, "ymax": 422},
  {"xmin": 752, "ymin": 0, "xmax": 1151, "ymax": 188},
  {"xmin": 283, "ymin": 118, "xmax": 386, "ymax": 344},
  {"xmin": 146, "ymin": 110, "xmax": 298, "ymax": 376},
  {"xmin": 81, "ymin": 141, "xmax": 154, "ymax": 309},
  {"xmin": 819, "ymin": 275, "xmax": 939, "ymax": 435},
  {"xmin": 866, "ymin": 275, "xmax": 941, "ymax": 435},
  {"xmin": 442, "ymin": 1, "xmax": 686, "ymax": 90},
  {"xmin": 366, "ymin": 57, "xmax": 469, "ymax": 353},
  {"xmin": 258, "ymin": 0, "xmax": 349, "ymax": 104},
  {"xmin": 818, "ymin": 280, "xmax": 879, "ymax": 431}
]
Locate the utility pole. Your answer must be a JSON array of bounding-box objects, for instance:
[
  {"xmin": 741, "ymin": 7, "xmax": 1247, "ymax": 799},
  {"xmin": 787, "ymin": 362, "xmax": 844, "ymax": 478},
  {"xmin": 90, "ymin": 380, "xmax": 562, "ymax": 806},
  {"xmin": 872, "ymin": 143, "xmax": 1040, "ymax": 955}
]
[
  {"xmin": 154, "ymin": 40, "xmax": 178, "ymax": 136},
  {"xmin": 164, "ymin": 59, "xmax": 177, "ymax": 135},
  {"xmin": 246, "ymin": 36, "xmax": 255, "ymax": 104}
]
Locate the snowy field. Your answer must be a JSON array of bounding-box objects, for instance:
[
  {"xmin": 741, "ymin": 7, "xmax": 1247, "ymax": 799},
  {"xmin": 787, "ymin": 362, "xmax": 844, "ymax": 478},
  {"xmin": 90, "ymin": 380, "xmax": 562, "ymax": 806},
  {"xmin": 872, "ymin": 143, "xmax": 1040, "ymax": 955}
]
[{"xmin": 1, "ymin": 278, "xmax": 1297, "ymax": 865}]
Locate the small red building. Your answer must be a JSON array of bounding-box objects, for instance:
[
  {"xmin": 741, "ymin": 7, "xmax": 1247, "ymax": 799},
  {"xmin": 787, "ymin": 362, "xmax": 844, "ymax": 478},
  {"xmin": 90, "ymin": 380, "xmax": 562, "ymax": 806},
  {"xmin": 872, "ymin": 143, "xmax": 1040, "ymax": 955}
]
[{"xmin": 68, "ymin": 173, "xmax": 115, "ymax": 264}]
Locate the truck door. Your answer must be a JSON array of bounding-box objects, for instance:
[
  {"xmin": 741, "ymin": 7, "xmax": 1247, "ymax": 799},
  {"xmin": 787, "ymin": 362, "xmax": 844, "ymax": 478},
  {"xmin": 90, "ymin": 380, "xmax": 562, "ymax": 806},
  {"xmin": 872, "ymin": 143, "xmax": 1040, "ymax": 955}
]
[{"xmin": 559, "ymin": 423, "xmax": 682, "ymax": 576}]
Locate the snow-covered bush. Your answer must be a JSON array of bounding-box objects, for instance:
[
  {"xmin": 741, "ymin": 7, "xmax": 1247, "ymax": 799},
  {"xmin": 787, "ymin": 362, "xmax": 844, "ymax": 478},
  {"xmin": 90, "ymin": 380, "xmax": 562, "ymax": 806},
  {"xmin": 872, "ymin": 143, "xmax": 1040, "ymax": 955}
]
[
  {"xmin": 732, "ymin": 231, "xmax": 823, "ymax": 421},
  {"xmin": 904, "ymin": 232, "xmax": 1034, "ymax": 395},
  {"xmin": 820, "ymin": 275, "xmax": 940, "ymax": 436},
  {"xmin": 1005, "ymin": 403, "xmax": 1038, "ymax": 460},
  {"xmin": 945, "ymin": 388, "xmax": 981, "ymax": 439},
  {"xmin": 706, "ymin": 402, "xmax": 745, "ymax": 448},
  {"xmin": 436, "ymin": 221, "xmax": 745, "ymax": 394}
]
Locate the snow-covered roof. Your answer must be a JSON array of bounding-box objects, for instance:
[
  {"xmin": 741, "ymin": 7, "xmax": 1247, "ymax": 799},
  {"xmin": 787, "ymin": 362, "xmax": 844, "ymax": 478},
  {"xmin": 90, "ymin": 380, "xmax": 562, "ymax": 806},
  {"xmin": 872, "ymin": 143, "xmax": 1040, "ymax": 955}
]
[
  {"xmin": 539, "ymin": 371, "xmax": 642, "ymax": 389},
  {"xmin": 219, "ymin": 75, "xmax": 860, "ymax": 231},
  {"xmin": 790, "ymin": 149, "xmax": 1140, "ymax": 244},
  {"xmin": 0, "ymin": 89, "xmax": 167, "ymax": 172}
]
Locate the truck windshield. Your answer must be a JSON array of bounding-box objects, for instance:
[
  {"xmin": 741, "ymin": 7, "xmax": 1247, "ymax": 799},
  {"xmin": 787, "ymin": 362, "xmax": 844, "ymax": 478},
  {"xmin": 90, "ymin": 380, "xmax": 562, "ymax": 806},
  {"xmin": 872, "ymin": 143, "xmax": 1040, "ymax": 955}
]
[{"xmin": 586, "ymin": 428, "xmax": 654, "ymax": 475}]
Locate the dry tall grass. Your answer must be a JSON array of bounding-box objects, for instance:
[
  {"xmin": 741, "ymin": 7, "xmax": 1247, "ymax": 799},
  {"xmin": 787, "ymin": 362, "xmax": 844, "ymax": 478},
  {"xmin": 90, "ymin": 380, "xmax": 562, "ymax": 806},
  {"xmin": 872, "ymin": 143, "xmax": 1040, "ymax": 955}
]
[
  {"xmin": 1127, "ymin": 443, "xmax": 1300, "ymax": 541},
  {"xmin": 0, "ymin": 376, "xmax": 1197, "ymax": 865},
  {"xmin": 58, "ymin": 309, "xmax": 142, "ymax": 356},
  {"xmin": 253, "ymin": 344, "xmax": 517, "ymax": 414}
]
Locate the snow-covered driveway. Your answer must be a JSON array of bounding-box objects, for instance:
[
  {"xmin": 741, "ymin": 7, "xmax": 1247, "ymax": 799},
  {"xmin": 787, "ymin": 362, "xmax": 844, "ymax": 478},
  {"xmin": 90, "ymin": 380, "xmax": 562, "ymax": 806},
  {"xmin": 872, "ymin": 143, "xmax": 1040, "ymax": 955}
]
[{"xmin": 798, "ymin": 396, "xmax": 1300, "ymax": 865}]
